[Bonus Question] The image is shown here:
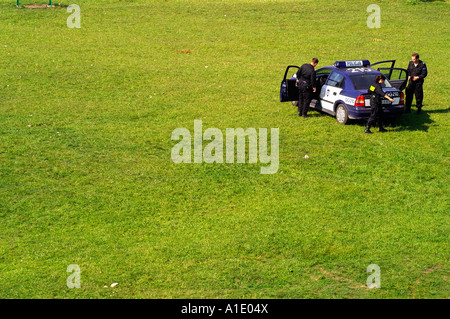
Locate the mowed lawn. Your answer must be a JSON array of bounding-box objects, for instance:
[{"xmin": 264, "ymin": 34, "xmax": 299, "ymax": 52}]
[{"xmin": 0, "ymin": 0, "xmax": 448, "ymax": 298}]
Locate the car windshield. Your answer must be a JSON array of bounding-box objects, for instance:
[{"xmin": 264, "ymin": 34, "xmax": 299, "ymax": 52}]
[{"xmin": 350, "ymin": 74, "xmax": 392, "ymax": 90}]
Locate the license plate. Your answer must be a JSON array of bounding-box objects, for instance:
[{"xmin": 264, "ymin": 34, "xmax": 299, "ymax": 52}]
[{"xmin": 382, "ymin": 100, "xmax": 391, "ymax": 104}]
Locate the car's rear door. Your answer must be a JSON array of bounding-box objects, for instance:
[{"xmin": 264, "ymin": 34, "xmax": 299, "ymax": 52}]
[
  {"xmin": 314, "ymin": 68, "xmax": 332, "ymax": 100},
  {"xmin": 280, "ymin": 65, "xmax": 300, "ymax": 102},
  {"xmin": 377, "ymin": 67, "xmax": 408, "ymax": 91},
  {"xmin": 370, "ymin": 60, "xmax": 396, "ymax": 70},
  {"xmin": 319, "ymin": 71, "xmax": 345, "ymax": 113}
]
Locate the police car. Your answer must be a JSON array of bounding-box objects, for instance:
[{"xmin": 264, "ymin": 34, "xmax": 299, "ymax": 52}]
[{"xmin": 280, "ymin": 60, "xmax": 408, "ymax": 124}]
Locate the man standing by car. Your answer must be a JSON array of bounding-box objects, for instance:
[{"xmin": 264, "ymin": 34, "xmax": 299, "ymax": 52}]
[
  {"xmin": 296, "ymin": 58, "xmax": 319, "ymax": 118},
  {"xmin": 405, "ymin": 53, "xmax": 428, "ymax": 114}
]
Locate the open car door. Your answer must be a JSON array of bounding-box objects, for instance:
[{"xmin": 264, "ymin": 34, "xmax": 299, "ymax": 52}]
[
  {"xmin": 377, "ymin": 67, "xmax": 408, "ymax": 91},
  {"xmin": 370, "ymin": 60, "xmax": 396, "ymax": 70},
  {"xmin": 280, "ymin": 65, "xmax": 300, "ymax": 102}
]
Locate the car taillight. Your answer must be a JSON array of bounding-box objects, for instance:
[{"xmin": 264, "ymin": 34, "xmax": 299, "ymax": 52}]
[
  {"xmin": 355, "ymin": 95, "xmax": 365, "ymax": 107},
  {"xmin": 399, "ymin": 92, "xmax": 404, "ymax": 105}
]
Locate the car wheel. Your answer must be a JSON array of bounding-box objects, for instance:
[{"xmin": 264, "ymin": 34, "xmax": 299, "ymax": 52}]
[
  {"xmin": 336, "ymin": 104, "xmax": 348, "ymax": 125},
  {"xmin": 292, "ymin": 100, "xmax": 298, "ymax": 107}
]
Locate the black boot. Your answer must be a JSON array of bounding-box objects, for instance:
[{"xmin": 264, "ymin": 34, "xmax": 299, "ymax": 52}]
[
  {"xmin": 417, "ymin": 107, "xmax": 422, "ymax": 114},
  {"xmin": 379, "ymin": 127, "xmax": 387, "ymax": 132},
  {"xmin": 365, "ymin": 126, "xmax": 372, "ymax": 134}
]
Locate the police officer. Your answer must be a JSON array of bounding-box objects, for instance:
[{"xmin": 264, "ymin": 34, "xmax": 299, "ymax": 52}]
[
  {"xmin": 365, "ymin": 74, "xmax": 395, "ymax": 134},
  {"xmin": 296, "ymin": 58, "xmax": 318, "ymax": 118},
  {"xmin": 405, "ymin": 53, "xmax": 428, "ymax": 114}
]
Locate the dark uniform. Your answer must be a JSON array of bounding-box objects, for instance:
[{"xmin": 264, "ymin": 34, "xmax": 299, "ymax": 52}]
[
  {"xmin": 366, "ymin": 82, "xmax": 387, "ymax": 132},
  {"xmin": 296, "ymin": 63, "xmax": 316, "ymax": 117},
  {"xmin": 405, "ymin": 60, "xmax": 427, "ymax": 113}
]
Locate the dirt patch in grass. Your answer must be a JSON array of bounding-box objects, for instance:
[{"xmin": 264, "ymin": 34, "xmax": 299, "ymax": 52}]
[
  {"xmin": 20, "ymin": 3, "xmax": 67, "ymax": 9},
  {"xmin": 24, "ymin": 4, "xmax": 51, "ymax": 9},
  {"xmin": 312, "ymin": 266, "xmax": 369, "ymax": 290},
  {"xmin": 422, "ymin": 264, "xmax": 443, "ymax": 274}
]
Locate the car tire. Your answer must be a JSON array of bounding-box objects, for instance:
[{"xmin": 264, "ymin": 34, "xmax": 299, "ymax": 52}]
[
  {"xmin": 336, "ymin": 104, "xmax": 349, "ymax": 125},
  {"xmin": 292, "ymin": 100, "xmax": 298, "ymax": 107}
]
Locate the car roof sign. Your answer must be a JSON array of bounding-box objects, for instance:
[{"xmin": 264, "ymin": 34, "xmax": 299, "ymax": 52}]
[{"xmin": 334, "ymin": 60, "xmax": 370, "ymax": 68}]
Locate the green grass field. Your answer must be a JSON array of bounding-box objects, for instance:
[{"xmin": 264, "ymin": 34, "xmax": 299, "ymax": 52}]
[{"xmin": 0, "ymin": 0, "xmax": 449, "ymax": 298}]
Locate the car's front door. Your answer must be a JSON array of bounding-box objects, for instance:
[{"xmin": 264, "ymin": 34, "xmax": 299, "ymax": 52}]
[
  {"xmin": 280, "ymin": 65, "xmax": 300, "ymax": 102},
  {"xmin": 320, "ymin": 71, "xmax": 345, "ymax": 113},
  {"xmin": 377, "ymin": 67, "xmax": 408, "ymax": 91}
]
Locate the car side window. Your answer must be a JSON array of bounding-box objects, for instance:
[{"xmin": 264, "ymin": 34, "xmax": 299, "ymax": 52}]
[
  {"xmin": 316, "ymin": 68, "xmax": 332, "ymax": 76},
  {"xmin": 390, "ymin": 69, "xmax": 407, "ymax": 80},
  {"xmin": 316, "ymin": 68, "xmax": 332, "ymax": 87},
  {"xmin": 326, "ymin": 71, "xmax": 345, "ymax": 88}
]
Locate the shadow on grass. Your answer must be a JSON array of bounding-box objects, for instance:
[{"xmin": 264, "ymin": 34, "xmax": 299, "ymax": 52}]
[
  {"xmin": 389, "ymin": 111, "xmax": 434, "ymax": 132},
  {"xmin": 389, "ymin": 106, "xmax": 449, "ymax": 132},
  {"xmin": 408, "ymin": 0, "xmax": 447, "ymax": 3},
  {"xmin": 345, "ymin": 106, "xmax": 437, "ymax": 133},
  {"xmin": 423, "ymin": 108, "xmax": 450, "ymax": 114},
  {"xmin": 294, "ymin": 102, "xmax": 443, "ymax": 132}
]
